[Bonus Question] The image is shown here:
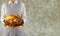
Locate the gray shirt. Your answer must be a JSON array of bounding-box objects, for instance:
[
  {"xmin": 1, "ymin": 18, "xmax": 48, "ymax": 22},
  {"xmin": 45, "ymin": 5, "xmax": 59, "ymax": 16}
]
[{"xmin": 1, "ymin": 1, "xmax": 26, "ymax": 24}]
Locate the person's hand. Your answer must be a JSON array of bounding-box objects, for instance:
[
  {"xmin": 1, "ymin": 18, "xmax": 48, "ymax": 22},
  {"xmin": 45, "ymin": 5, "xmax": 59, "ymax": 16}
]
[
  {"xmin": 3, "ymin": 19, "xmax": 5, "ymax": 22},
  {"xmin": 3, "ymin": 15, "xmax": 6, "ymax": 23}
]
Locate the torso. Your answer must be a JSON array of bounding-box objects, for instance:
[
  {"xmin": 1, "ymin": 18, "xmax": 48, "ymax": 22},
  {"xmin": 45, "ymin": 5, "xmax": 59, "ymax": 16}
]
[{"xmin": 4, "ymin": 2, "xmax": 22, "ymax": 16}]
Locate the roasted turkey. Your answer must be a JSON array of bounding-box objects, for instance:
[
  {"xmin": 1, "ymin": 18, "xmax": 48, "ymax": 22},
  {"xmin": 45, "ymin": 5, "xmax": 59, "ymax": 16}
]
[{"xmin": 4, "ymin": 14, "xmax": 24, "ymax": 27}]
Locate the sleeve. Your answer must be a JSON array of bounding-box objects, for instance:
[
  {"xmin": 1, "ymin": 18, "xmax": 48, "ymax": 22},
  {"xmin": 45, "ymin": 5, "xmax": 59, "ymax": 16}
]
[
  {"xmin": 1, "ymin": 4, "xmax": 6, "ymax": 24},
  {"xmin": 20, "ymin": 2, "xmax": 27, "ymax": 24}
]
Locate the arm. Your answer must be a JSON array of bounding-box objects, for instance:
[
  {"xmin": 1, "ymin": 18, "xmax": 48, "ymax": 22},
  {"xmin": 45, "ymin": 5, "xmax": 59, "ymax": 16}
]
[
  {"xmin": 1, "ymin": 4, "xmax": 6, "ymax": 24},
  {"xmin": 21, "ymin": 2, "xmax": 27, "ymax": 24}
]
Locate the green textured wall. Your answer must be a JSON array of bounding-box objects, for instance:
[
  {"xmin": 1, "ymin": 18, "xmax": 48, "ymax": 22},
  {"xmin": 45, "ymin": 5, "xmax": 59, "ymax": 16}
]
[{"xmin": 0, "ymin": 0, "xmax": 60, "ymax": 36}]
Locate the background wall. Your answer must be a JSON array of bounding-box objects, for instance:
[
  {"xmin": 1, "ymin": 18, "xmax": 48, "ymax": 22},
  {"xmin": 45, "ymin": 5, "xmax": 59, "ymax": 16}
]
[{"xmin": 0, "ymin": 0, "xmax": 60, "ymax": 36}]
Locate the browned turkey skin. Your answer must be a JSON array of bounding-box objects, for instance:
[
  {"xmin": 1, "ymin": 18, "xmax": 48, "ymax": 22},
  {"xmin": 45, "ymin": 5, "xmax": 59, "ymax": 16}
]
[{"xmin": 4, "ymin": 14, "xmax": 24, "ymax": 27}]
